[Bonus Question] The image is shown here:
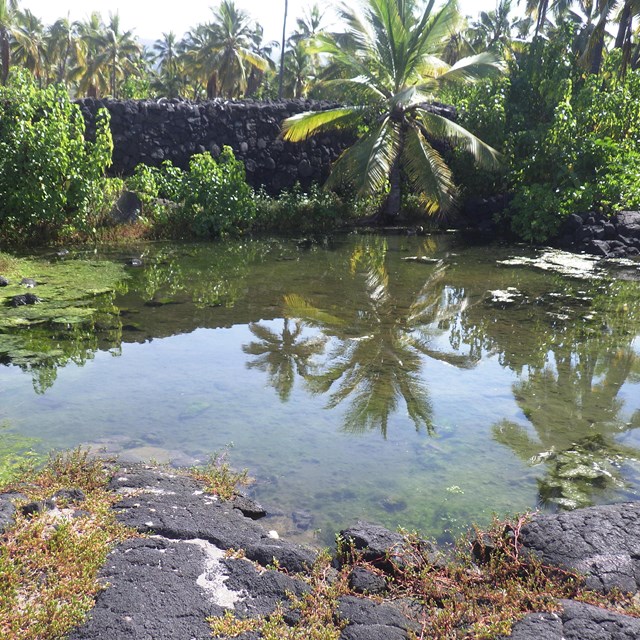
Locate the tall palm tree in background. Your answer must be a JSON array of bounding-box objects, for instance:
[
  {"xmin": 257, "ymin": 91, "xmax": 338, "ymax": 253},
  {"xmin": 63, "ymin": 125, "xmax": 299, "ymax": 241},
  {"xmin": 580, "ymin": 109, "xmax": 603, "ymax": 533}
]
[
  {"xmin": 90, "ymin": 13, "xmax": 141, "ymax": 98},
  {"xmin": 153, "ymin": 31, "xmax": 184, "ymax": 97},
  {"xmin": 279, "ymin": 0, "xmax": 288, "ymax": 98},
  {"xmin": 47, "ymin": 16, "xmax": 82, "ymax": 86},
  {"xmin": 70, "ymin": 12, "xmax": 109, "ymax": 97},
  {"xmin": 0, "ymin": 0, "xmax": 18, "ymax": 84},
  {"xmin": 204, "ymin": 0, "xmax": 269, "ymax": 98},
  {"xmin": 12, "ymin": 8, "xmax": 46, "ymax": 84},
  {"xmin": 246, "ymin": 24, "xmax": 277, "ymax": 96},
  {"xmin": 282, "ymin": 0, "xmax": 502, "ymax": 219}
]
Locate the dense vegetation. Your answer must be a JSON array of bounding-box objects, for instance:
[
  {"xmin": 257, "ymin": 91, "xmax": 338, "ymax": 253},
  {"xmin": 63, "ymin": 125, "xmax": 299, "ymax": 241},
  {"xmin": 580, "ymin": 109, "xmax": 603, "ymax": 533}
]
[{"xmin": 0, "ymin": 0, "xmax": 639, "ymax": 244}]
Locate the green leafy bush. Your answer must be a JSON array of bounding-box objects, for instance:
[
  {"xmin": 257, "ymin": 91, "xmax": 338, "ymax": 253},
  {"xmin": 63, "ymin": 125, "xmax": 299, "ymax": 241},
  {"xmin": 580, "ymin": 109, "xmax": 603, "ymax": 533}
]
[
  {"xmin": 507, "ymin": 58, "xmax": 640, "ymax": 242},
  {"xmin": 0, "ymin": 73, "xmax": 113, "ymax": 244},
  {"xmin": 127, "ymin": 147, "xmax": 255, "ymax": 238},
  {"xmin": 254, "ymin": 183, "xmax": 358, "ymax": 233}
]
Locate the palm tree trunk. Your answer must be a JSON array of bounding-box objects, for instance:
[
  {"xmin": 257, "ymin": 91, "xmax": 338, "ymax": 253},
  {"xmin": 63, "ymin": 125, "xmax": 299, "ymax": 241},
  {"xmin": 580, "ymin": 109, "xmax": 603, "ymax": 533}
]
[
  {"xmin": 278, "ymin": 0, "xmax": 288, "ymax": 99},
  {"xmin": 615, "ymin": 2, "xmax": 631, "ymax": 50},
  {"xmin": 384, "ymin": 161, "xmax": 402, "ymax": 220},
  {"xmin": 1, "ymin": 30, "xmax": 9, "ymax": 85}
]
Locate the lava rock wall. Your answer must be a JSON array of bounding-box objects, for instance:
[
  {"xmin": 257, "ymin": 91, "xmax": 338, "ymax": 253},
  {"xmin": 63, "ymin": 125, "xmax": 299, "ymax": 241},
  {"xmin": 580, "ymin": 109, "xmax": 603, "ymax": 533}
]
[{"xmin": 77, "ymin": 98, "xmax": 355, "ymax": 194}]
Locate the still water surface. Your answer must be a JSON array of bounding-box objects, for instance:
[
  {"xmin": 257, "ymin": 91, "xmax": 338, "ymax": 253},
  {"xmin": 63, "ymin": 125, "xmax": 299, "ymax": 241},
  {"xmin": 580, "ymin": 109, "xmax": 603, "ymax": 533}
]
[{"xmin": 1, "ymin": 234, "xmax": 639, "ymax": 544}]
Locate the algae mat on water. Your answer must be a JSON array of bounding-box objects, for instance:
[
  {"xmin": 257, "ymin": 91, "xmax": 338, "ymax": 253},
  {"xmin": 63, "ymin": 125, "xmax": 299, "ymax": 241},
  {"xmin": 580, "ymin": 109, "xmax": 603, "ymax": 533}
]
[{"xmin": 0, "ymin": 252, "xmax": 128, "ymax": 363}]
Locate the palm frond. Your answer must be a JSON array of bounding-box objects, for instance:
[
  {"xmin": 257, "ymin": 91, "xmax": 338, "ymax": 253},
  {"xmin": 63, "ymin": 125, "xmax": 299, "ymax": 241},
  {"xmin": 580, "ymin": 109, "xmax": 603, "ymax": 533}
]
[
  {"xmin": 281, "ymin": 107, "xmax": 361, "ymax": 142},
  {"xmin": 415, "ymin": 109, "xmax": 502, "ymax": 170},
  {"xmin": 403, "ymin": 123, "xmax": 456, "ymax": 214},
  {"xmin": 326, "ymin": 117, "xmax": 402, "ymax": 195},
  {"xmin": 432, "ymin": 51, "xmax": 505, "ymax": 82},
  {"xmin": 283, "ymin": 294, "xmax": 345, "ymax": 327}
]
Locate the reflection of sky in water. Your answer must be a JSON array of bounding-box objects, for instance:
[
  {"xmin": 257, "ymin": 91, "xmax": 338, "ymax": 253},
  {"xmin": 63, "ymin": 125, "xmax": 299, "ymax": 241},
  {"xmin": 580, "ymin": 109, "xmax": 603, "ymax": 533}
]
[{"xmin": 1, "ymin": 235, "xmax": 640, "ymax": 544}]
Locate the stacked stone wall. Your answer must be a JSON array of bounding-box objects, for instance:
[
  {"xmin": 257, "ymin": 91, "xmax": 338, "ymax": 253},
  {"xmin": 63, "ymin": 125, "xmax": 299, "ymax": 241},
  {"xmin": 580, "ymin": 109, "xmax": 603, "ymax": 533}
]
[{"xmin": 78, "ymin": 98, "xmax": 355, "ymax": 194}]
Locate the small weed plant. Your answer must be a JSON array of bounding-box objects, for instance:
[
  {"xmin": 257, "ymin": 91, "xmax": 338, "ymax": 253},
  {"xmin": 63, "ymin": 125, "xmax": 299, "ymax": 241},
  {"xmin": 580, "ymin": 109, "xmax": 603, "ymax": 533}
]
[
  {"xmin": 209, "ymin": 549, "xmax": 349, "ymax": 639},
  {"xmin": 0, "ymin": 448, "xmax": 135, "ymax": 640},
  {"xmin": 190, "ymin": 451, "xmax": 252, "ymax": 501}
]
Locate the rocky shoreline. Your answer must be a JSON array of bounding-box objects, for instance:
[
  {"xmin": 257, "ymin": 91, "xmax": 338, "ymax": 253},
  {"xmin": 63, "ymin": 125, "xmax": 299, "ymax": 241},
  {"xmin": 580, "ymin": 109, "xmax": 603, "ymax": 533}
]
[{"xmin": 3, "ymin": 464, "xmax": 640, "ymax": 639}]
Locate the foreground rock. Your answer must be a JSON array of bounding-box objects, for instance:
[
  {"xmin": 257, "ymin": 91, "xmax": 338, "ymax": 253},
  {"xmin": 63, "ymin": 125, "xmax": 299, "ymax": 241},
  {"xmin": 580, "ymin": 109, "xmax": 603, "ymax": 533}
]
[
  {"xmin": 519, "ymin": 502, "xmax": 640, "ymax": 594},
  {"xmin": 7, "ymin": 465, "xmax": 640, "ymax": 639},
  {"xmin": 506, "ymin": 600, "xmax": 640, "ymax": 640},
  {"xmin": 69, "ymin": 466, "xmax": 418, "ymax": 640}
]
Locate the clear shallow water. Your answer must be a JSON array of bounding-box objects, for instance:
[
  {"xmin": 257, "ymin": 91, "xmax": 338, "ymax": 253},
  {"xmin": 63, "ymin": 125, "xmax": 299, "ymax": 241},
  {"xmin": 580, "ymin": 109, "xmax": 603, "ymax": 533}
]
[{"xmin": 1, "ymin": 234, "xmax": 640, "ymax": 545}]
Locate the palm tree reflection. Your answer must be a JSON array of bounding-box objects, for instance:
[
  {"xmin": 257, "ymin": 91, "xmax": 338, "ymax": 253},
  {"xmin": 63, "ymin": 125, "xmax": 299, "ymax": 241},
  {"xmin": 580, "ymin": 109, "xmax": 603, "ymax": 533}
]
[
  {"xmin": 281, "ymin": 238, "xmax": 475, "ymax": 437},
  {"xmin": 242, "ymin": 319, "xmax": 327, "ymax": 402}
]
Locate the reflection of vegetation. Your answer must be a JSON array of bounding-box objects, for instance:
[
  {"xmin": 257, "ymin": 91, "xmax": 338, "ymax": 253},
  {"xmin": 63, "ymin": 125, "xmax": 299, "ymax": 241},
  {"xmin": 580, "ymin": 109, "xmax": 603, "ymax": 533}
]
[
  {"xmin": 283, "ymin": 238, "xmax": 474, "ymax": 437},
  {"xmin": 490, "ymin": 279, "xmax": 640, "ymax": 509},
  {"xmin": 135, "ymin": 242, "xmax": 270, "ymax": 308},
  {"xmin": 243, "ymin": 319, "xmax": 327, "ymax": 402}
]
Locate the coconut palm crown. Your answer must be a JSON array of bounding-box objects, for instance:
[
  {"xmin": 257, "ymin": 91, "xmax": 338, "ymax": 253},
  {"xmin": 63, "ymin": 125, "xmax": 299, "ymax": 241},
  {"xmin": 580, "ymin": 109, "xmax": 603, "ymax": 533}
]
[{"xmin": 282, "ymin": 0, "xmax": 504, "ymax": 218}]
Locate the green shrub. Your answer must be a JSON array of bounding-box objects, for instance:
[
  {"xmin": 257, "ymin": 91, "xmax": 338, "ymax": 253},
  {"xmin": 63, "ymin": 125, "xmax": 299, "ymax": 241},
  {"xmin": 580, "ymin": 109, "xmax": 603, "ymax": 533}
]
[
  {"xmin": 506, "ymin": 61, "xmax": 640, "ymax": 242},
  {"xmin": 254, "ymin": 183, "xmax": 356, "ymax": 233},
  {"xmin": 0, "ymin": 72, "xmax": 113, "ymax": 244},
  {"xmin": 127, "ymin": 147, "xmax": 255, "ymax": 238}
]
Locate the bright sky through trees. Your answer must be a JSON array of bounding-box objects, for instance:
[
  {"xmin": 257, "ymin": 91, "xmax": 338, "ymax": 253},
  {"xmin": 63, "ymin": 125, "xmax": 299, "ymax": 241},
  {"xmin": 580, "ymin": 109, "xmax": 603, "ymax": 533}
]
[{"xmin": 22, "ymin": 0, "xmax": 500, "ymax": 42}]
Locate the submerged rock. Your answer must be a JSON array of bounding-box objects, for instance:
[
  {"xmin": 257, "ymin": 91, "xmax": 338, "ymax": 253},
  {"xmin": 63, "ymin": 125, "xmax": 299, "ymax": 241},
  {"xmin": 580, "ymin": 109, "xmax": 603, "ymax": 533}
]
[
  {"xmin": 10, "ymin": 293, "xmax": 41, "ymax": 307},
  {"xmin": 485, "ymin": 287, "xmax": 527, "ymax": 308},
  {"xmin": 498, "ymin": 250, "xmax": 602, "ymax": 280}
]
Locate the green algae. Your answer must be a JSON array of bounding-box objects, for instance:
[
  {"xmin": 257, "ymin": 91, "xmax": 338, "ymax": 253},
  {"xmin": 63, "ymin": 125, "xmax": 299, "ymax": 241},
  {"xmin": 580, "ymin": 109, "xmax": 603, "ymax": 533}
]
[
  {"xmin": 0, "ymin": 252, "xmax": 127, "ymax": 383},
  {"xmin": 0, "ymin": 424, "xmax": 41, "ymax": 485}
]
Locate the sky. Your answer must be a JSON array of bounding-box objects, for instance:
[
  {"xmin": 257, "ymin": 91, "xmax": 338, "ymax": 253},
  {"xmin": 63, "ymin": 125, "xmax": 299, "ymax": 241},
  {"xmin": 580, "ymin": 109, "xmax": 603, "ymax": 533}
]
[{"xmin": 21, "ymin": 0, "xmax": 502, "ymax": 45}]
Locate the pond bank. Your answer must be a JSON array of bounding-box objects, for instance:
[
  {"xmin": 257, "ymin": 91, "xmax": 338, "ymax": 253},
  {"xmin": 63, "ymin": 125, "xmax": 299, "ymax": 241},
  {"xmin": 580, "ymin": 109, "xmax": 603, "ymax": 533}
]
[{"xmin": 2, "ymin": 463, "xmax": 640, "ymax": 639}]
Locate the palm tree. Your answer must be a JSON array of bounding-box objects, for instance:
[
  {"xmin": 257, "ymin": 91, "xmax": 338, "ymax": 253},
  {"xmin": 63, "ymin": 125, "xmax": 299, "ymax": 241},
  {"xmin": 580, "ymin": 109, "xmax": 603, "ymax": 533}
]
[
  {"xmin": 283, "ymin": 39, "xmax": 314, "ymax": 97},
  {"xmin": 70, "ymin": 12, "xmax": 109, "ymax": 97},
  {"xmin": 202, "ymin": 0, "xmax": 269, "ymax": 98},
  {"xmin": 12, "ymin": 9, "xmax": 46, "ymax": 84},
  {"xmin": 468, "ymin": 0, "xmax": 527, "ymax": 58},
  {"xmin": 282, "ymin": 0, "xmax": 502, "ymax": 220},
  {"xmin": 152, "ymin": 31, "xmax": 184, "ymax": 97},
  {"xmin": 279, "ymin": 0, "xmax": 288, "ymax": 98},
  {"xmin": 91, "ymin": 13, "xmax": 141, "ymax": 98},
  {"xmin": 0, "ymin": 0, "xmax": 19, "ymax": 85},
  {"xmin": 46, "ymin": 16, "xmax": 82, "ymax": 86},
  {"xmin": 246, "ymin": 24, "xmax": 277, "ymax": 96}
]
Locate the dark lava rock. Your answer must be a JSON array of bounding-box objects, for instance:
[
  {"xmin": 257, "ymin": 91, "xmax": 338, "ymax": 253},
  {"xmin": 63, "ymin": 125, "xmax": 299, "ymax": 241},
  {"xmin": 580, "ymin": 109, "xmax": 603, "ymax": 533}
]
[
  {"xmin": 110, "ymin": 190, "xmax": 142, "ymax": 224},
  {"xmin": 292, "ymin": 509, "xmax": 314, "ymax": 530},
  {"xmin": 52, "ymin": 488, "xmax": 86, "ymax": 504},
  {"xmin": 348, "ymin": 566, "xmax": 387, "ymax": 595},
  {"xmin": 231, "ymin": 494, "xmax": 267, "ymax": 520},
  {"xmin": 20, "ymin": 277, "xmax": 37, "ymax": 287},
  {"xmin": 67, "ymin": 537, "xmax": 226, "ymax": 640},
  {"xmin": 504, "ymin": 599, "xmax": 640, "ymax": 639},
  {"xmin": 0, "ymin": 276, "xmax": 8, "ymax": 286},
  {"xmin": 222, "ymin": 555, "xmax": 310, "ymax": 618},
  {"xmin": 337, "ymin": 595, "xmax": 420, "ymax": 637},
  {"xmin": 340, "ymin": 624, "xmax": 409, "ymax": 640},
  {"xmin": 21, "ymin": 499, "xmax": 55, "ymax": 517},
  {"xmin": 339, "ymin": 521, "xmax": 436, "ymax": 573},
  {"xmin": 520, "ymin": 502, "xmax": 640, "ymax": 593},
  {"xmin": 10, "ymin": 293, "xmax": 41, "ymax": 306},
  {"xmin": 109, "ymin": 465, "xmax": 317, "ymax": 573},
  {"xmin": 0, "ymin": 492, "xmax": 27, "ymax": 532}
]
